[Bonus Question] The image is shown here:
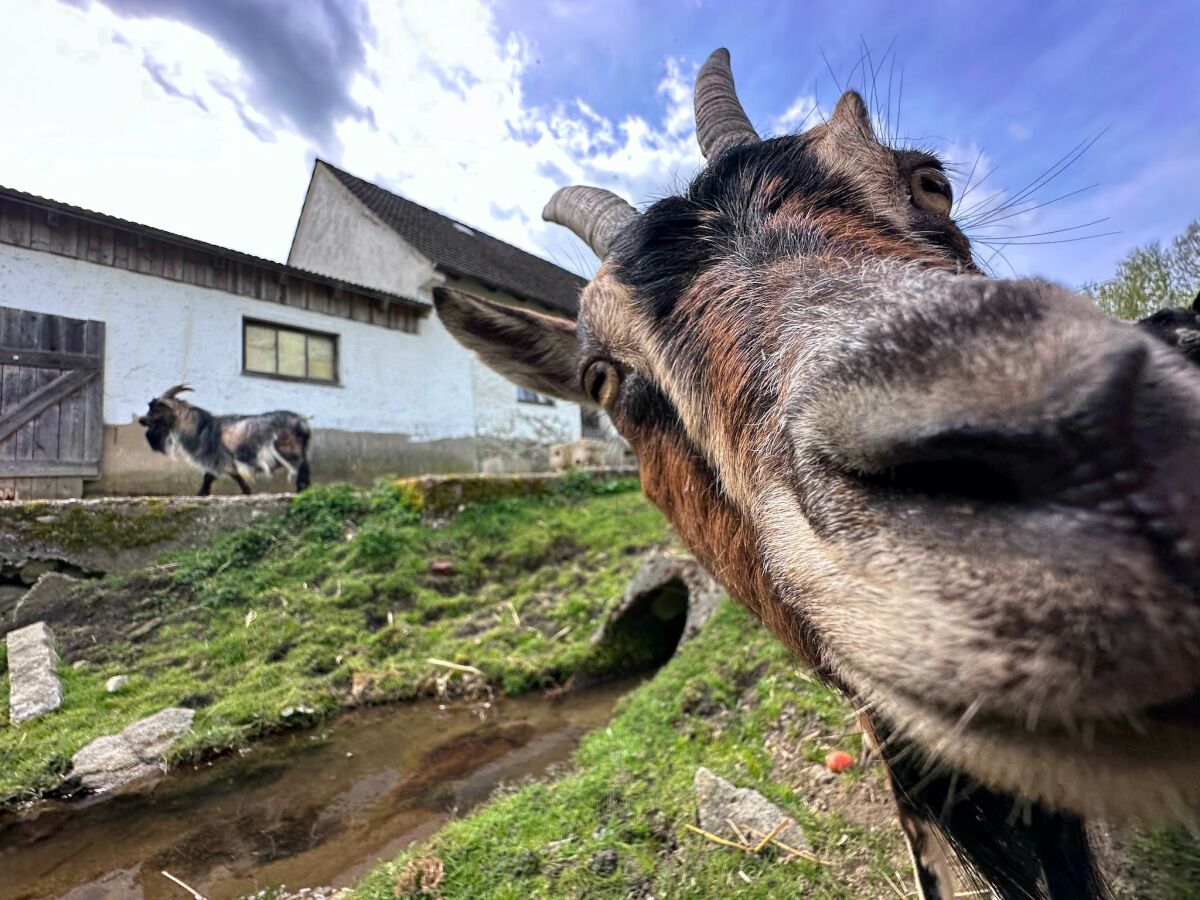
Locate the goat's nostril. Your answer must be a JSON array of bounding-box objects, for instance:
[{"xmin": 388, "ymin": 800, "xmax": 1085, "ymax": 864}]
[
  {"xmin": 869, "ymin": 344, "xmax": 1152, "ymax": 507},
  {"xmin": 870, "ymin": 428, "xmax": 1054, "ymax": 503}
]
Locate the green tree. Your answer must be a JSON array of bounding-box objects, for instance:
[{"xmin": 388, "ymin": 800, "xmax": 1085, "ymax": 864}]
[{"xmin": 1086, "ymin": 218, "xmax": 1200, "ymax": 320}]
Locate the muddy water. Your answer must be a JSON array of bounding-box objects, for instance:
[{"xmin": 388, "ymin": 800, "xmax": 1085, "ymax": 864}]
[{"xmin": 0, "ymin": 678, "xmax": 639, "ymax": 900}]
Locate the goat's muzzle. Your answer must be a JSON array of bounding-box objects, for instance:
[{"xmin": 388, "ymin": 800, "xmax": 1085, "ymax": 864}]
[{"xmin": 782, "ymin": 275, "xmax": 1200, "ymax": 821}]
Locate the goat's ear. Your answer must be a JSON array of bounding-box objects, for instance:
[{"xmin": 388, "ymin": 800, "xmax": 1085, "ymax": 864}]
[
  {"xmin": 433, "ymin": 287, "xmax": 589, "ymax": 405},
  {"xmin": 828, "ymin": 90, "xmax": 874, "ymax": 139},
  {"xmin": 1191, "ymin": 291, "xmax": 1200, "ymax": 313}
]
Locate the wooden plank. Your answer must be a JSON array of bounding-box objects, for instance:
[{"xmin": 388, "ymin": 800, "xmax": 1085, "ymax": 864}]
[
  {"xmin": 47, "ymin": 215, "xmax": 78, "ymax": 257},
  {"xmin": 0, "ymin": 347, "xmax": 102, "ymax": 370},
  {"xmin": 29, "ymin": 209, "xmax": 52, "ymax": 252},
  {"xmin": 83, "ymin": 320, "xmax": 104, "ymax": 463},
  {"xmin": 0, "ymin": 368, "xmax": 96, "ymax": 444},
  {"xmin": 32, "ymin": 313, "xmax": 60, "ymax": 463},
  {"xmin": 0, "ymin": 459, "xmax": 99, "ymax": 477},
  {"xmin": 112, "ymin": 230, "xmax": 131, "ymax": 269},
  {"xmin": 14, "ymin": 312, "xmax": 40, "ymax": 460},
  {"xmin": 163, "ymin": 245, "xmax": 182, "ymax": 281},
  {"xmin": 0, "ymin": 308, "xmax": 12, "ymax": 469},
  {"xmin": 0, "ymin": 202, "xmax": 32, "ymax": 248},
  {"xmin": 55, "ymin": 316, "xmax": 84, "ymax": 462}
]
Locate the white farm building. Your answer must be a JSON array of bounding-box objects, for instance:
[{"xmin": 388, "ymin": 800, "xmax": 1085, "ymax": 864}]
[{"xmin": 0, "ymin": 164, "xmax": 612, "ymax": 498}]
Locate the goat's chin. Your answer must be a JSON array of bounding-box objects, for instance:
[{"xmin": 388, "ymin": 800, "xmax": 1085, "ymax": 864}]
[{"xmin": 851, "ymin": 669, "xmax": 1200, "ymax": 825}]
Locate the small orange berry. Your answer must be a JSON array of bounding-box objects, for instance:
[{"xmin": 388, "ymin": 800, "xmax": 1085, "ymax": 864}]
[{"xmin": 825, "ymin": 750, "xmax": 854, "ymax": 773}]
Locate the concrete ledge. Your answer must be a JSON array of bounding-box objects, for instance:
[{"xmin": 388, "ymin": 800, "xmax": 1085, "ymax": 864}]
[
  {"xmin": 0, "ymin": 494, "xmax": 292, "ymax": 575},
  {"xmin": 397, "ymin": 467, "xmax": 639, "ymax": 520}
]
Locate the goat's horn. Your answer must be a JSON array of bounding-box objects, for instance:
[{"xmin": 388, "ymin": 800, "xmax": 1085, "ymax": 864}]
[
  {"xmin": 694, "ymin": 48, "xmax": 759, "ymax": 159},
  {"xmin": 542, "ymin": 186, "xmax": 637, "ymax": 258},
  {"xmin": 160, "ymin": 383, "xmax": 193, "ymax": 400}
]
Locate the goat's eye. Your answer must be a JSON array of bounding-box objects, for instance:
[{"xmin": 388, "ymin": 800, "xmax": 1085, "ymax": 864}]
[
  {"xmin": 582, "ymin": 360, "xmax": 620, "ymax": 408},
  {"xmin": 911, "ymin": 169, "xmax": 953, "ymax": 216}
]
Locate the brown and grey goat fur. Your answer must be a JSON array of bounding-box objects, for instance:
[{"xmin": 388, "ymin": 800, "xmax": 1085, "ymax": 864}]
[
  {"xmin": 433, "ymin": 49, "xmax": 1200, "ymax": 899},
  {"xmin": 139, "ymin": 385, "xmax": 311, "ymax": 495}
]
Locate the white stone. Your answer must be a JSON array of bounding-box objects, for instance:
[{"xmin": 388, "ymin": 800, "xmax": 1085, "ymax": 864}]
[
  {"xmin": 6, "ymin": 621, "xmax": 63, "ymax": 723},
  {"xmin": 105, "ymin": 675, "xmax": 129, "ymax": 693},
  {"xmin": 69, "ymin": 707, "xmax": 194, "ymax": 793},
  {"xmin": 694, "ymin": 767, "xmax": 809, "ymax": 852}
]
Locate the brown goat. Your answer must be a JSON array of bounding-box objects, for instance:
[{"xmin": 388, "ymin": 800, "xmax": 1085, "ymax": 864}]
[{"xmin": 434, "ymin": 50, "xmax": 1200, "ymax": 898}]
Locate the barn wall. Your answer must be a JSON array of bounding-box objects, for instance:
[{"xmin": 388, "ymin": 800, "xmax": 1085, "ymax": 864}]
[
  {"xmin": 0, "ymin": 242, "xmax": 485, "ymax": 492},
  {"xmin": 288, "ymin": 170, "xmax": 586, "ymax": 471}
]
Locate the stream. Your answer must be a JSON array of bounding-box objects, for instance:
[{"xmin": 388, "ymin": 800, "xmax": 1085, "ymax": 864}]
[{"xmin": 0, "ymin": 677, "xmax": 640, "ymax": 900}]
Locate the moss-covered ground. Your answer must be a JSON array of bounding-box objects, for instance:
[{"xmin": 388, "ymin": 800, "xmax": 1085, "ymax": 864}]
[{"xmin": 0, "ymin": 473, "xmax": 667, "ymax": 808}]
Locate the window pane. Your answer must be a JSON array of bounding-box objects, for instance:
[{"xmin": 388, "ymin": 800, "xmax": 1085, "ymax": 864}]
[
  {"xmin": 307, "ymin": 335, "xmax": 335, "ymax": 381},
  {"xmin": 278, "ymin": 330, "xmax": 306, "ymax": 377},
  {"xmin": 245, "ymin": 325, "xmax": 276, "ymax": 373}
]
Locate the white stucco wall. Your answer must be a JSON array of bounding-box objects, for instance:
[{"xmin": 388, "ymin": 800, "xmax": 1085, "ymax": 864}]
[
  {"xmin": 288, "ymin": 166, "xmax": 584, "ymax": 449},
  {"xmin": 287, "ymin": 164, "xmax": 439, "ymax": 299},
  {"xmin": 0, "ymin": 243, "xmax": 476, "ymax": 440},
  {"xmin": 471, "ymin": 357, "xmax": 581, "ymax": 444}
]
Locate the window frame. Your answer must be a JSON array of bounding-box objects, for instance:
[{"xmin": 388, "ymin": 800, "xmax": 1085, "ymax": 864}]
[
  {"xmin": 516, "ymin": 386, "xmax": 555, "ymax": 406},
  {"xmin": 242, "ymin": 318, "xmax": 341, "ymax": 386}
]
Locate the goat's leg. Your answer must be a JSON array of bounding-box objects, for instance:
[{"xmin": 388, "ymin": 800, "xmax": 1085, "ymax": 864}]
[
  {"xmin": 278, "ymin": 451, "xmax": 310, "ymax": 492},
  {"xmin": 198, "ymin": 472, "xmax": 215, "ymax": 496},
  {"xmin": 231, "ymin": 473, "xmax": 252, "ymax": 495}
]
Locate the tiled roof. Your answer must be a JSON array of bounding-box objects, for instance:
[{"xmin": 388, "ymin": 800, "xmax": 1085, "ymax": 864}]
[{"xmin": 322, "ymin": 162, "xmax": 585, "ymax": 317}]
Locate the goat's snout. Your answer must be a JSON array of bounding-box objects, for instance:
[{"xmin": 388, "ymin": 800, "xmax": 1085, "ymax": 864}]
[{"xmin": 790, "ymin": 277, "xmax": 1200, "ymax": 731}]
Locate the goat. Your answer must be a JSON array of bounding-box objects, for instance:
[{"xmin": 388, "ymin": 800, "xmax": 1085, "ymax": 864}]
[
  {"xmin": 1137, "ymin": 292, "xmax": 1200, "ymax": 365},
  {"xmin": 432, "ymin": 49, "xmax": 1200, "ymax": 899},
  {"xmin": 138, "ymin": 384, "xmax": 311, "ymax": 495}
]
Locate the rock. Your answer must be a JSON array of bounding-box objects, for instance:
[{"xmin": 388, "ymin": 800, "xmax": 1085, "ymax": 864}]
[
  {"xmin": 18, "ymin": 559, "xmax": 56, "ymax": 586},
  {"xmin": 105, "ymin": 675, "xmax": 130, "ymax": 693},
  {"xmin": 588, "ymin": 848, "xmax": 619, "ymax": 876},
  {"xmin": 428, "ymin": 559, "xmax": 455, "ymax": 576},
  {"xmin": 694, "ymin": 767, "xmax": 809, "ymax": 852},
  {"xmin": 126, "ymin": 616, "xmax": 162, "ymax": 641},
  {"xmin": 71, "ymin": 659, "xmax": 89, "ymax": 670},
  {"xmin": 2, "ymin": 572, "xmax": 87, "ymax": 638},
  {"xmin": 6, "ymin": 621, "xmax": 63, "ymax": 722},
  {"xmin": 69, "ymin": 707, "xmax": 194, "ymax": 793}
]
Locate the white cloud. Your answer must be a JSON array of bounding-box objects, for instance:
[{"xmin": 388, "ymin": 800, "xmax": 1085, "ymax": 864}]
[
  {"xmin": 0, "ymin": 1, "xmax": 313, "ymax": 261},
  {"xmin": 772, "ymin": 94, "xmax": 822, "ymax": 134},
  {"xmin": 0, "ymin": 0, "xmax": 704, "ymax": 278}
]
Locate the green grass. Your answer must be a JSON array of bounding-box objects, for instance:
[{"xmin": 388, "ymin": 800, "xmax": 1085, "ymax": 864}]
[
  {"xmin": 351, "ymin": 601, "xmax": 908, "ymax": 900},
  {"xmin": 0, "ymin": 474, "xmax": 668, "ymax": 808}
]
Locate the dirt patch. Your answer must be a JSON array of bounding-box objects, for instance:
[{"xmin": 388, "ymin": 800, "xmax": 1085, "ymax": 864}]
[
  {"xmin": 39, "ymin": 572, "xmax": 193, "ymax": 660},
  {"xmin": 762, "ymin": 702, "xmax": 912, "ymax": 895}
]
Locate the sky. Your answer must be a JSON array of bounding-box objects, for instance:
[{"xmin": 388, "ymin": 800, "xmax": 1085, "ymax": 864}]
[{"xmin": 1, "ymin": 0, "xmax": 1197, "ymax": 289}]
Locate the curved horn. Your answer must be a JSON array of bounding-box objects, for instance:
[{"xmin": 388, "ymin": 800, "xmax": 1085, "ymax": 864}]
[
  {"xmin": 542, "ymin": 186, "xmax": 637, "ymax": 258},
  {"xmin": 694, "ymin": 48, "xmax": 759, "ymax": 159},
  {"xmin": 160, "ymin": 383, "xmax": 193, "ymax": 400}
]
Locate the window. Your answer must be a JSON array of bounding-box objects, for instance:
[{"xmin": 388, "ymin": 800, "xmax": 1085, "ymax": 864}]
[
  {"xmin": 243, "ymin": 319, "xmax": 338, "ymax": 384},
  {"xmin": 516, "ymin": 387, "xmax": 555, "ymax": 406},
  {"xmin": 581, "ymin": 409, "xmax": 604, "ymax": 439}
]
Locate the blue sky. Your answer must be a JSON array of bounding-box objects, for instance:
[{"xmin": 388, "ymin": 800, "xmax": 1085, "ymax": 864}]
[{"xmin": 2, "ymin": 0, "xmax": 1197, "ymax": 289}]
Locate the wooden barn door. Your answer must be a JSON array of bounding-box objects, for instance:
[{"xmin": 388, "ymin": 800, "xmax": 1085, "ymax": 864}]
[{"xmin": 0, "ymin": 306, "xmax": 104, "ymax": 500}]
